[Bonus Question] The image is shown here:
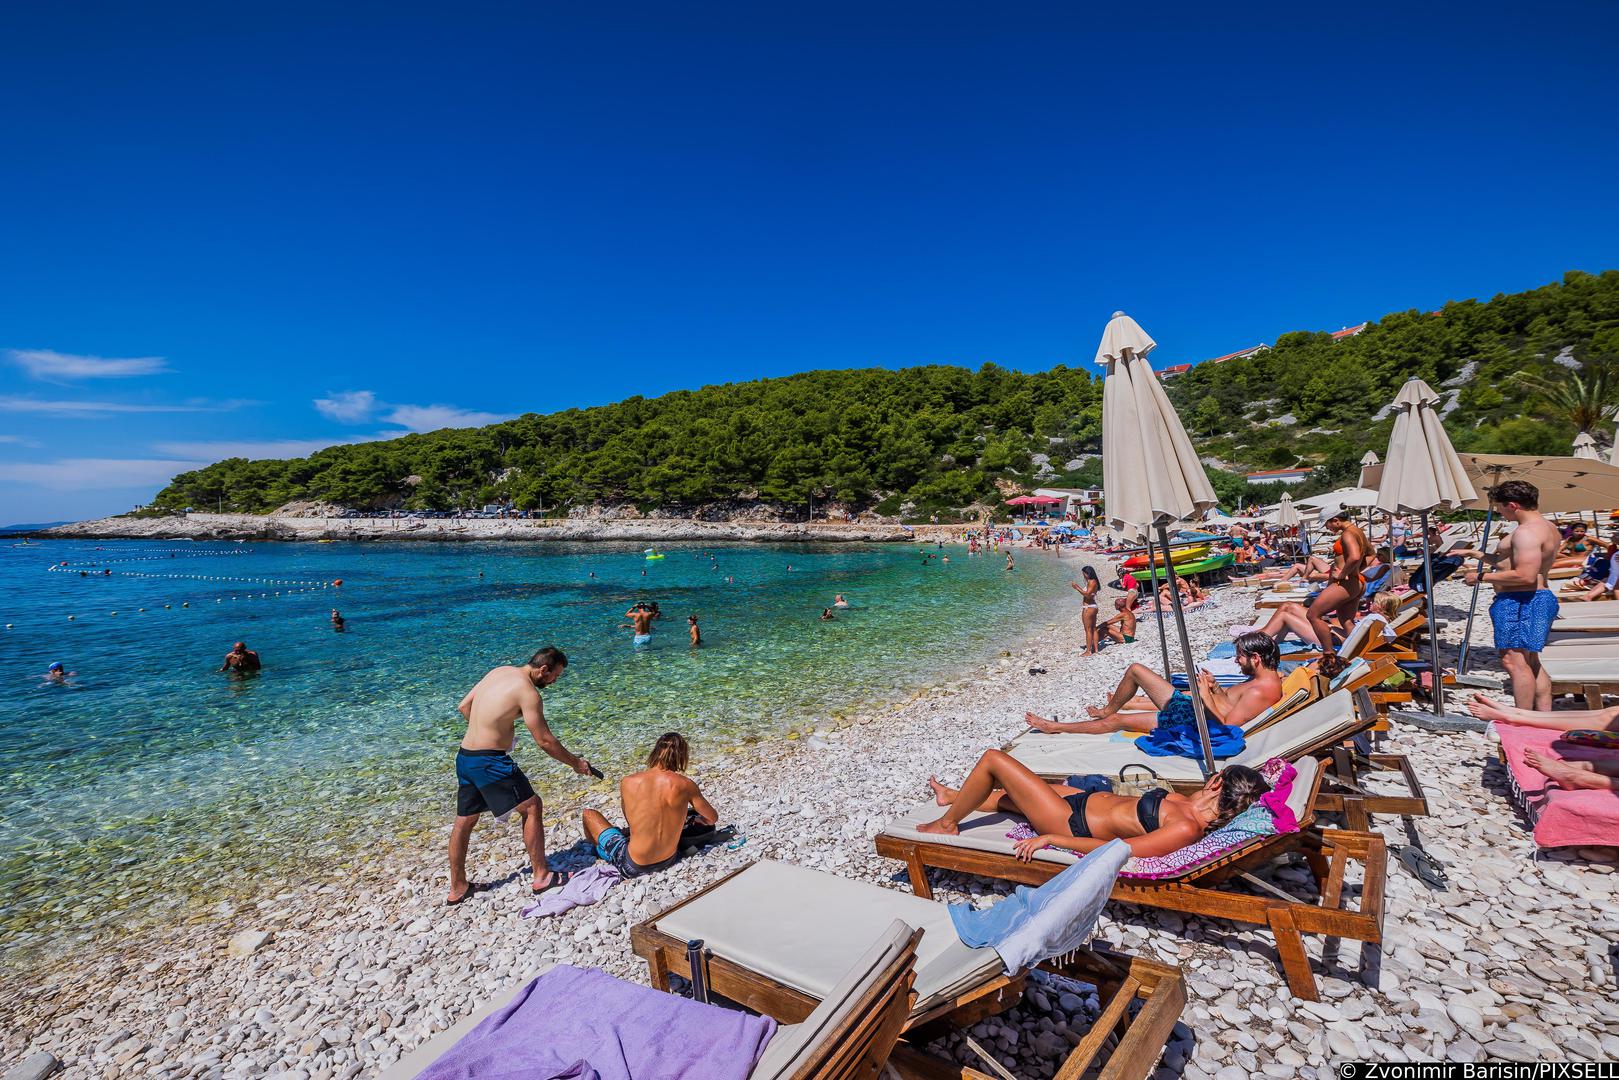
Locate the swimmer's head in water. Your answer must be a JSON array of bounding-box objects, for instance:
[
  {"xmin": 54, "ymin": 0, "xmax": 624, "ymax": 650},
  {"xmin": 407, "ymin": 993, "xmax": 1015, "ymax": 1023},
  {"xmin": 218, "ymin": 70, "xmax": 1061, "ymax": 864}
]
[
  {"xmin": 232, "ymin": 642, "xmax": 246, "ymax": 652},
  {"xmin": 48, "ymin": 661, "xmax": 63, "ymax": 672},
  {"xmin": 647, "ymin": 732, "xmax": 689, "ymax": 772},
  {"xmin": 687, "ymin": 614, "xmax": 697, "ymax": 624}
]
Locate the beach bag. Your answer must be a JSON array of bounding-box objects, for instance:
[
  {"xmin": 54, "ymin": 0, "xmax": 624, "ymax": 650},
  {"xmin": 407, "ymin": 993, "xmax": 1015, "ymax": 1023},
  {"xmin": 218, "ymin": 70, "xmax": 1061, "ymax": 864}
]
[{"xmin": 1114, "ymin": 763, "xmax": 1171, "ymax": 797}]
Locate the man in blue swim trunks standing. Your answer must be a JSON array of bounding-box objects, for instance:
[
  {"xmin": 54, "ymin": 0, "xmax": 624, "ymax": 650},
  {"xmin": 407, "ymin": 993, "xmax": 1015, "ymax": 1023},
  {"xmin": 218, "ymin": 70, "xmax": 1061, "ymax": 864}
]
[
  {"xmin": 1456, "ymin": 480, "xmax": 1562, "ymax": 710},
  {"xmin": 447, "ymin": 647, "xmax": 593, "ymax": 905}
]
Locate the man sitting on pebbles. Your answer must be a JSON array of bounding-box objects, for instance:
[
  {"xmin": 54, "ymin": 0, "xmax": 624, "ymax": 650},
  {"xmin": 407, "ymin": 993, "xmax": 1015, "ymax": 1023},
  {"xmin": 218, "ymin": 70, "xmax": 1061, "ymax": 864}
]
[
  {"xmin": 1026, "ymin": 631, "xmax": 1282, "ymax": 735},
  {"xmin": 583, "ymin": 732, "xmax": 718, "ymax": 878}
]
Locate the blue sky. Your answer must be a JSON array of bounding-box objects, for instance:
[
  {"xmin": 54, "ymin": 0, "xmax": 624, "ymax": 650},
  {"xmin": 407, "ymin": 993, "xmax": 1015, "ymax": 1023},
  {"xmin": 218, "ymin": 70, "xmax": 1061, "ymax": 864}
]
[{"xmin": 3, "ymin": 3, "xmax": 1617, "ymax": 524}]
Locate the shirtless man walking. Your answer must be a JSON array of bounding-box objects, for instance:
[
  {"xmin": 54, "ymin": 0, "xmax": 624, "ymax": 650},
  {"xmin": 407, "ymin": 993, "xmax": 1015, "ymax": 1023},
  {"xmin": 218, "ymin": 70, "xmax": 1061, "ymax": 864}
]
[
  {"xmin": 1454, "ymin": 480, "xmax": 1562, "ymax": 710},
  {"xmin": 1027, "ymin": 631, "xmax": 1282, "ymax": 734},
  {"xmin": 448, "ymin": 646, "xmax": 592, "ymax": 905},
  {"xmin": 582, "ymin": 732, "xmax": 717, "ymax": 878}
]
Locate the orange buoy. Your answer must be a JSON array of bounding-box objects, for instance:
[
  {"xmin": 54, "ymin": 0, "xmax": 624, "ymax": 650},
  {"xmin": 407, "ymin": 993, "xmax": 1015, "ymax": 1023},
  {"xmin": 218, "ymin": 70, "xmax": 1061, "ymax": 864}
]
[{"xmin": 332, "ymin": 579, "xmax": 343, "ymax": 587}]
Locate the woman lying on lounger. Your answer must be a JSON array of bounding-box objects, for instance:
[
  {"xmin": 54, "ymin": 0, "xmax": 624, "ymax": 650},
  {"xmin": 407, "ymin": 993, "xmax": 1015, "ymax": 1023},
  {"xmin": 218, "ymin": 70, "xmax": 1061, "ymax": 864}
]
[{"xmin": 917, "ymin": 751, "xmax": 1272, "ymax": 860}]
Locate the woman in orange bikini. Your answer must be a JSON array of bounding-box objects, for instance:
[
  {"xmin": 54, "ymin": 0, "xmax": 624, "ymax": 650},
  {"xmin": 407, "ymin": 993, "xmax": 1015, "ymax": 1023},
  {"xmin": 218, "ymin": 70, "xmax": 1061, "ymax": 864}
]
[{"xmin": 1309, "ymin": 511, "xmax": 1368, "ymax": 676}]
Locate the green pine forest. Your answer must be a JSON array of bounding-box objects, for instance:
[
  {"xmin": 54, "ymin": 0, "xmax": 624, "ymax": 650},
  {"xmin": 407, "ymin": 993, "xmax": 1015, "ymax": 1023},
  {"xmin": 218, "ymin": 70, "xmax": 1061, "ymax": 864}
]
[{"xmin": 152, "ymin": 270, "xmax": 1619, "ymax": 520}]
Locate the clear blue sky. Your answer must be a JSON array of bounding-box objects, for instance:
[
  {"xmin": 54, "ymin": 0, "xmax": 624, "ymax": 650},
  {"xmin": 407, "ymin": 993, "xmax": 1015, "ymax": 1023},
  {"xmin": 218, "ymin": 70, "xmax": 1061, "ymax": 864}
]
[{"xmin": 3, "ymin": 2, "xmax": 1617, "ymax": 523}]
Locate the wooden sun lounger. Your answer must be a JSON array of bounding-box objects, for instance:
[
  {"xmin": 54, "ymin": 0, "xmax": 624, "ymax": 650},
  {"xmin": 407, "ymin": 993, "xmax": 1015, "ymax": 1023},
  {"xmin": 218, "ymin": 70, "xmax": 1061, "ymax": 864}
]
[
  {"xmin": 385, "ymin": 926, "xmax": 923, "ymax": 1080},
  {"xmin": 630, "ymin": 862, "xmax": 1186, "ymax": 1080},
  {"xmin": 1542, "ymin": 655, "xmax": 1619, "ymax": 709},
  {"xmin": 1005, "ymin": 681, "xmax": 1425, "ymax": 827},
  {"xmin": 873, "ymin": 757, "xmax": 1386, "ymax": 1002}
]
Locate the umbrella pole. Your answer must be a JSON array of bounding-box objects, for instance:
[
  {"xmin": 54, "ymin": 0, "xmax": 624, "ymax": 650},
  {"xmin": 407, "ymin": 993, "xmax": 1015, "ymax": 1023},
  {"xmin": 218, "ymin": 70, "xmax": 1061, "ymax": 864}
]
[
  {"xmin": 1420, "ymin": 511, "xmax": 1446, "ymax": 716},
  {"xmin": 1158, "ymin": 521, "xmax": 1216, "ymax": 776},
  {"xmin": 1145, "ymin": 531, "xmax": 1172, "ymax": 678},
  {"xmin": 1457, "ymin": 507, "xmax": 1495, "ymax": 675}
]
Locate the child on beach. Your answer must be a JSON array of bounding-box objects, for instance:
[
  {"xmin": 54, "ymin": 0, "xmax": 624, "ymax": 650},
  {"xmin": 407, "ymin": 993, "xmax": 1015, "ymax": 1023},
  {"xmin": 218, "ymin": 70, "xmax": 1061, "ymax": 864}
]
[{"xmin": 583, "ymin": 733, "xmax": 718, "ymax": 878}]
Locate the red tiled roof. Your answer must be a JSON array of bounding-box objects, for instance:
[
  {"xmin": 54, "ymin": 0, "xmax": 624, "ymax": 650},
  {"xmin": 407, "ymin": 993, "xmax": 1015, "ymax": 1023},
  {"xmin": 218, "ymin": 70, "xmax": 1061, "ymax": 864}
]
[
  {"xmin": 1330, "ymin": 322, "xmax": 1368, "ymax": 340},
  {"xmin": 1245, "ymin": 468, "xmax": 1312, "ymax": 478},
  {"xmin": 1159, "ymin": 363, "xmax": 1191, "ymax": 375},
  {"xmin": 1206, "ymin": 344, "xmax": 1269, "ymax": 364}
]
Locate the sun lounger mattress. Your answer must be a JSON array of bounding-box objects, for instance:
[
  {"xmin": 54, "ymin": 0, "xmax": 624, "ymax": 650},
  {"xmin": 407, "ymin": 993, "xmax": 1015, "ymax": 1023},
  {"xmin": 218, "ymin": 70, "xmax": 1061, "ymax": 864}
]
[{"xmin": 654, "ymin": 861, "xmax": 1003, "ymax": 1013}]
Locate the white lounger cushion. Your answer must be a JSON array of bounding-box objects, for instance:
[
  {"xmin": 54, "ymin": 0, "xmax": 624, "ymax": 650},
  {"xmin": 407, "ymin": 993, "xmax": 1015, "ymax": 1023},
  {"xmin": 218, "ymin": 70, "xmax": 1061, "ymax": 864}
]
[
  {"xmin": 1542, "ymin": 656, "xmax": 1619, "ymax": 682},
  {"xmin": 1009, "ymin": 690, "xmax": 1357, "ymax": 781},
  {"xmin": 882, "ymin": 758, "xmax": 1321, "ymax": 871},
  {"xmin": 655, "ymin": 861, "xmax": 1002, "ymax": 1015},
  {"xmin": 1555, "ymin": 600, "xmax": 1619, "ymax": 618},
  {"xmin": 1543, "ymin": 634, "xmax": 1619, "ymax": 656},
  {"xmin": 380, "ymin": 965, "xmax": 558, "ymax": 1080},
  {"xmin": 751, "ymin": 918, "xmax": 914, "ymax": 1080}
]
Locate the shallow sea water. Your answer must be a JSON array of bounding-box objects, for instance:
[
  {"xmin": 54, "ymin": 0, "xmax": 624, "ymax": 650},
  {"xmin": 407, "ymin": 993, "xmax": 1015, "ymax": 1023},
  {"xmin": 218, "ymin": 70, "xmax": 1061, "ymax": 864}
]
[{"xmin": 0, "ymin": 537, "xmax": 1073, "ymax": 967}]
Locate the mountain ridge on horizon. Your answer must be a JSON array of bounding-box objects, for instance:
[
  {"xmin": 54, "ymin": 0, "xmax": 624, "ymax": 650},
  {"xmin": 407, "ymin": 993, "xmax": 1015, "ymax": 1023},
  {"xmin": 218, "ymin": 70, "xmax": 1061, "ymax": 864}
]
[{"xmin": 149, "ymin": 269, "xmax": 1619, "ymax": 519}]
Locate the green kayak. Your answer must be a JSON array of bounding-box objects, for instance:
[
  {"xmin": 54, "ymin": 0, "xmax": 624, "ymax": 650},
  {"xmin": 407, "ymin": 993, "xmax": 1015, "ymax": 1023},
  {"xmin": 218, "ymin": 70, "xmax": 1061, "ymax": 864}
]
[{"xmin": 1145, "ymin": 552, "xmax": 1236, "ymax": 582}]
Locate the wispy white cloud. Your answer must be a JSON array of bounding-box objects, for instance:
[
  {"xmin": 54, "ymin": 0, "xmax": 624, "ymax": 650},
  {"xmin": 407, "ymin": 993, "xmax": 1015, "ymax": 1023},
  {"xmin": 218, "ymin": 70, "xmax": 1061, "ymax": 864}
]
[
  {"xmin": 0, "ymin": 396, "xmax": 217, "ymax": 417},
  {"xmin": 383, "ymin": 403, "xmax": 513, "ymax": 432},
  {"xmin": 0, "ymin": 434, "xmax": 42, "ymax": 447},
  {"xmin": 6, "ymin": 349, "xmax": 169, "ymax": 381},
  {"xmin": 149, "ymin": 434, "xmax": 390, "ymax": 460},
  {"xmin": 314, "ymin": 390, "xmax": 379, "ymax": 423},
  {"xmin": 0, "ymin": 457, "xmax": 205, "ymax": 491},
  {"xmin": 314, "ymin": 389, "xmax": 511, "ymax": 432}
]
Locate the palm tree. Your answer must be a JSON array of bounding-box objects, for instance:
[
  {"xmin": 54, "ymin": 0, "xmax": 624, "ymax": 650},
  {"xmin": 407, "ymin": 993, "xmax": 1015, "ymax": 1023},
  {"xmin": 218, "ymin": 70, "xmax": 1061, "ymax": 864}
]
[{"xmin": 1511, "ymin": 361, "xmax": 1619, "ymax": 434}]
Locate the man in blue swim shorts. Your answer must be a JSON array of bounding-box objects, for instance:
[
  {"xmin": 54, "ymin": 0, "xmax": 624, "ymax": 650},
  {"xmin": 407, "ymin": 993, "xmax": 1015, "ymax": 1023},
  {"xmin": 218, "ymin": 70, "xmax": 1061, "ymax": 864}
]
[
  {"xmin": 447, "ymin": 647, "xmax": 594, "ymax": 906},
  {"xmin": 1455, "ymin": 481, "xmax": 1562, "ymax": 710}
]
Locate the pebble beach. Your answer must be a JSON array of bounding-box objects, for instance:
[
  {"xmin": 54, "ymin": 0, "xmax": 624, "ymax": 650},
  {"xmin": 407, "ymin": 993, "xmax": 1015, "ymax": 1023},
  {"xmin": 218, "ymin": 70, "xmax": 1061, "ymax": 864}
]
[{"xmin": 4, "ymin": 561, "xmax": 1618, "ymax": 1079}]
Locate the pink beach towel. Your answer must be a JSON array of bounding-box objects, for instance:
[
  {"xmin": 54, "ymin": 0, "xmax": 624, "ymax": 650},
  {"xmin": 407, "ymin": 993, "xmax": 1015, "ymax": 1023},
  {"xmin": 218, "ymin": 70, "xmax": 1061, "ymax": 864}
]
[{"xmin": 1495, "ymin": 723, "xmax": 1619, "ymax": 849}]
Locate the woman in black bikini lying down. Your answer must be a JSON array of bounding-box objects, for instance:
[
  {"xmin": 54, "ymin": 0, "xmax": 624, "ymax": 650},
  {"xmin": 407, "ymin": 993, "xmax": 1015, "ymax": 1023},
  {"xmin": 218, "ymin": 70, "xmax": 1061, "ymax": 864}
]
[{"xmin": 917, "ymin": 749, "xmax": 1271, "ymax": 861}]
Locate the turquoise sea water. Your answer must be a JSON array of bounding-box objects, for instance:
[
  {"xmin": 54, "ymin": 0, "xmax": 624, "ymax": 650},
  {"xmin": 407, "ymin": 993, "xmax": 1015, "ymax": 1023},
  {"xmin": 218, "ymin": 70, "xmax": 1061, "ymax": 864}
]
[{"xmin": 0, "ymin": 538, "xmax": 1071, "ymax": 968}]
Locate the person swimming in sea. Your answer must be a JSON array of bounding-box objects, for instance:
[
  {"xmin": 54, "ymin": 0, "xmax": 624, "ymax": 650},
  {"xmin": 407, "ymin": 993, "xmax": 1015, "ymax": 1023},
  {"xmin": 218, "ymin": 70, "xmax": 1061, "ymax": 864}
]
[
  {"xmin": 833, "ymin": 594, "xmax": 849, "ymax": 608},
  {"xmin": 916, "ymin": 751, "xmax": 1271, "ymax": 860},
  {"xmin": 330, "ymin": 609, "xmax": 346, "ymax": 632},
  {"xmin": 688, "ymin": 614, "xmax": 701, "ymax": 647},
  {"xmin": 820, "ymin": 608, "xmax": 836, "ymax": 621},
  {"xmin": 220, "ymin": 641, "xmax": 261, "ymax": 673},
  {"xmin": 44, "ymin": 661, "xmax": 73, "ymax": 684}
]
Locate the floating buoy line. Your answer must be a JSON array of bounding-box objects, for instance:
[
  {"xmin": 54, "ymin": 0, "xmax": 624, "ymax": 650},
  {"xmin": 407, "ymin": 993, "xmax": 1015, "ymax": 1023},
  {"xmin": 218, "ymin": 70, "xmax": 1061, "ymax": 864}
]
[{"xmin": 15, "ymin": 547, "xmax": 345, "ymax": 627}]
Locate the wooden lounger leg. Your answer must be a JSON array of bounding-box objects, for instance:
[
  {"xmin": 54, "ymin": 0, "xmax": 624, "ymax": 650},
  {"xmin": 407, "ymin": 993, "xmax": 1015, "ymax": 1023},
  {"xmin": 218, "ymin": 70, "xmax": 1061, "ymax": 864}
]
[
  {"xmin": 1266, "ymin": 906, "xmax": 1319, "ymax": 1001},
  {"xmin": 645, "ymin": 946, "xmax": 671, "ymax": 993},
  {"xmin": 905, "ymin": 845, "xmax": 935, "ymax": 900}
]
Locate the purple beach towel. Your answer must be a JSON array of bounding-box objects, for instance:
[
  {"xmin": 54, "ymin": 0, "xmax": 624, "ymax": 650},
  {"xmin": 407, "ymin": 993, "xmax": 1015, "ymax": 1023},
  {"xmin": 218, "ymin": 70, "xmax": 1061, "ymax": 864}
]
[{"xmin": 417, "ymin": 965, "xmax": 776, "ymax": 1080}]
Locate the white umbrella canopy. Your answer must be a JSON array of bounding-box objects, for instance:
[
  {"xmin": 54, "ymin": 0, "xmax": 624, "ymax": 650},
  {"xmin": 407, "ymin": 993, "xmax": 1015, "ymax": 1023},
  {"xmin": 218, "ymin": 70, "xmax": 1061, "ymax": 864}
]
[
  {"xmin": 1296, "ymin": 486, "xmax": 1379, "ymax": 510},
  {"xmin": 1375, "ymin": 378, "xmax": 1478, "ymax": 514},
  {"xmin": 1274, "ymin": 492, "xmax": 1300, "ymax": 528},
  {"xmin": 1097, "ymin": 310, "xmax": 1218, "ymax": 772},
  {"xmin": 1573, "ymin": 432, "xmax": 1601, "ymax": 460},
  {"xmin": 1096, "ymin": 312, "xmax": 1217, "ymax": 531},
  {"xmin": 1455, "ymin": 454, "xmax": 1619, "ymax": 514},
  {"xmin": 1358, "ymin": 450, "xmax": 1381, "ymax": 490},
  {"xmin": 1375, "ymin": 378, "xmax": 1476, "ymax": 719}
]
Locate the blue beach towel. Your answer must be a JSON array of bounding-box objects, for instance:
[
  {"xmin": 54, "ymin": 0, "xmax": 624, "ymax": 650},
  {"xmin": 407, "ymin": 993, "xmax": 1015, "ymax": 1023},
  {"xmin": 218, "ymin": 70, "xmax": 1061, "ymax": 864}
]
[{"xmin": 1135, "ymin": 691, "xmax": 1245, "ymax": 759}]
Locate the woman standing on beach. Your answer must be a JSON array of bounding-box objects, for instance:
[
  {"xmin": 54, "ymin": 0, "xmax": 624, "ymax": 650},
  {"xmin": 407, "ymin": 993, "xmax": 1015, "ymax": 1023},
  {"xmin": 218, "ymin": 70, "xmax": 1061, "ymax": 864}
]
[
  {"xmin": 1070, "ymin": 565, "xmax": 1101, "ymax": 655},
  {"xmin": 1308, "ymin": 510, "xmax": 1368, "ymax": 676}
]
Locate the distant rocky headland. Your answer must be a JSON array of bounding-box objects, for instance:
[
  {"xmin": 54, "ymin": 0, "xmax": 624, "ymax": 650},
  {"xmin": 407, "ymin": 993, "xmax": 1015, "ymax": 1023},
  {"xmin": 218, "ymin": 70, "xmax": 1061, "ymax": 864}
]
[{"xmin": 36, "ymin": 512, "xmax": 934, "ymax": 544}]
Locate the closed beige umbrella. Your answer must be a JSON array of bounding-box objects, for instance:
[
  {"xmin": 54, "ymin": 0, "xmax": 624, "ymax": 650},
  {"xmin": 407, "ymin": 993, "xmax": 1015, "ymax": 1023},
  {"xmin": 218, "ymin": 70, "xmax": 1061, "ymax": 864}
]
[
  {"xmin": 1376, "ymin": 378, "xmax": 1477, "ymax": 718},
  {"xmin": 1275, "ymin": 491, "xmax": 1300, "ymax": 528},
  {"xmin": 1097, "ymin": 311, "xmax": 1219, "ymax": 771},
  {"xmin": 1376, "ymin": 379, "xmax": 1477, "ymax": 516},
  {"xmin": 1573, "ymin": 432, "xmax": 1601, "ymax": 460}
]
